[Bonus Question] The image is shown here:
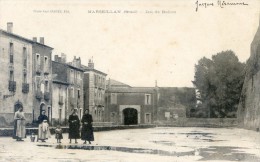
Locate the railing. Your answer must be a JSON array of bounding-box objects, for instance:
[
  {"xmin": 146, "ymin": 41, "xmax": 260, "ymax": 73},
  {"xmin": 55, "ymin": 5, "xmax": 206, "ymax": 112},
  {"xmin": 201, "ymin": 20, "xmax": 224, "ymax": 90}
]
[
  {"xmin": 44, "ymin": 92, "xmax": 50, "ymax": 101},
  {"xmin": 44, "ymin": 65, "xmax": 49, "ymax": 75},
  {"xmin": 8, "ymin": 80, "xmax": 16, "ymax": 92},
  {"xmin": 22, "ymin": 83, "xmax": 29, "ymax": 93}
]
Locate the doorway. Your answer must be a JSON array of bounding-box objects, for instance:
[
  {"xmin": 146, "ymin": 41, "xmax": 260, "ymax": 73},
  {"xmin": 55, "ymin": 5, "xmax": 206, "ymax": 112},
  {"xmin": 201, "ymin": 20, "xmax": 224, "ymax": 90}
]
[{"xmin": 123, "ymin": 108, "xmax": 138, "ymax": 125}]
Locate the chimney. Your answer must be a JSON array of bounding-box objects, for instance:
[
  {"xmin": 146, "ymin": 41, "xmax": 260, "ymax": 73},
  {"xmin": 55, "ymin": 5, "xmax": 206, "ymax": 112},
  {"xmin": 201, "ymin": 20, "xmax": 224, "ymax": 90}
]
[
  {"xmin": 32, "ymin": 37, "xmax": 37, "ymax": 42},
  {"xmin": 39, "ymin": 37, "xmax": 44, "ymax": 44},
  {"xmin": 7, "ymin": 22, "xmax": 13, "ymax": 33},
  {"xmin": 61, "ymin": 53, "xmax": 67, "ymax": 63},
  {"xmin": 88, "ymin": 59, "xmax": 94, "ymax": 69},
  {"xmin": 54, "ymin": 55, "xmax": 59, "ymax": 62}
]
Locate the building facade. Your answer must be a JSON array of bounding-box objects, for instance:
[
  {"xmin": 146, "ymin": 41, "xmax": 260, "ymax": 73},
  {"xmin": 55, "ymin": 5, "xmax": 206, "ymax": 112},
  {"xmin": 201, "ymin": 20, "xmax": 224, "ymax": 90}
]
[
  {"xmin": 32, "ymin": 37, "xmax": 53, "ymax": 123},
  {"xmin": 82, "ymin": 59, "xmax": 107, "ymax": 122},
  {"xmin": 52, "ymin": 55, "xmax": 84, "ymax": 126},
  {"xmin": 0, "ymin": 23, "xmax": 53, "ymax": 126},
  {"xmin": 105, "ymin": 79, "xmax": 158, "ymax": 125}
]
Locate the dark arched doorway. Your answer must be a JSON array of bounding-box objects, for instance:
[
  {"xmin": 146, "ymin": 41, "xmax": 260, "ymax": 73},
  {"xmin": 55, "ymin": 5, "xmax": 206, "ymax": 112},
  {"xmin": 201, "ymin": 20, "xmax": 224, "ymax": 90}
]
[
  {"xmin": 14, "ymin": 100, "xmax": 23, "ymax": 112},
  {"xmin": 123, "ymin": 108, "xmax": 138, "ymax": 125},
  {"xmin": 40, "ymin": 103, "xmax": 46, "ymax": 116}
]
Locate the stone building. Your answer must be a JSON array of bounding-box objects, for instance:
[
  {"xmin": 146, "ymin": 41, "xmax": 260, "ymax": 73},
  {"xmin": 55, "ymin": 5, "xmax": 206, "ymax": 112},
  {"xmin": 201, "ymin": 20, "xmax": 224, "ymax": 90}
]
[
  {"xmin": 105, "ymin": 79, "xmax": 196, "ymax": 125},
  {"xmin": 0, "ymin": 23, "xmax": 53, "ymax": 126},
  {"xmin": 81, "ymin": 59, "xmax": 107, "ymax": 122},
  {"xmin": 32, "ymin": 37, "xmax": 53, "ymax": 123},
  {"xmin": 237, "ymin": 17, "xmax": 260, "ymax": 130},
  {"xmin": 52, "ymin": 55, "xmax": 84, "ymax": 125},
  {"xmin": 105, "ymin": 79, "xmax": 158, "ymax": 125}
]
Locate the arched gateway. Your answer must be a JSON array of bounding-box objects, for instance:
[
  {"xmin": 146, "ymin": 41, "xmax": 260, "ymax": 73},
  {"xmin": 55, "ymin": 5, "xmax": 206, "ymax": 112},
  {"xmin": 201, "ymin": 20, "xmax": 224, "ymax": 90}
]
[
  {"xmin": 119, "ymin": 105, "xmax": 141, "ymax": 125},
  {"xmin": 123, "ymin": 108, "xmax": 138, "ymax": 125}
]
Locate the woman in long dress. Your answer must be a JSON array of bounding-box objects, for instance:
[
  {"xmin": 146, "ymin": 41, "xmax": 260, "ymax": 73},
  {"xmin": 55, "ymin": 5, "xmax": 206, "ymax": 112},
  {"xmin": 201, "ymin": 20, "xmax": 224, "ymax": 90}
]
[
  {"xmin": 37, "ymin": 110, "xmax": 50, "ymax": 142},
  {"xmin": 68, "ymin": 108, "xmax": 80, "ymax": 144},
  {"xmin": 81, "ymin": 109, "xmax": 94, "ymax": 144},
  {"xmin": 13, "ymin": 106, "xmax": 26, "ymax": 141}
]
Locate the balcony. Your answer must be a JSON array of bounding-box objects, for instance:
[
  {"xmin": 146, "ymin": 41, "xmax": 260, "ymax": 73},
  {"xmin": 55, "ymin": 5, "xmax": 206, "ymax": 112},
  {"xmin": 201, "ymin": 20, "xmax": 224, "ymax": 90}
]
[
  {"xmin": 44, "ymin": 92, "xmax": 50, "ymax": 101},
  {"xmin": 44, "ymin": 66, "xmax": 49, "ymax": 75},
  {"xmin": 8, "ymin": 81, "xmax": 16, "ymax": 92},
  {"xmin": 35, "ymin": 91, "xmax": 43, "ymax": 100},
  {"xmin": 58, "ymin": 96, "xmax": 64, "ymax": 105},
  {"xmin": 22, "ymin": 83, "xmax": 29, "ymax": 93}
]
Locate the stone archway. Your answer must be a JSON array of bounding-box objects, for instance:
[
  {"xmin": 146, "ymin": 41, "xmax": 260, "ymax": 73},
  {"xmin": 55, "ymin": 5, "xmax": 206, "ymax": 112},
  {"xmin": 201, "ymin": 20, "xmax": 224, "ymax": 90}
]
[
  {"xmin": 119, "ymin": 105, "xmax": 141, "ymax": 125},
  {"xmin": 123, "ymin": 108, "xmax": 138, "ymax": 125},
  {"xmin": 40, "ymin": 103, "xmax": 46, "ymax": 116}
]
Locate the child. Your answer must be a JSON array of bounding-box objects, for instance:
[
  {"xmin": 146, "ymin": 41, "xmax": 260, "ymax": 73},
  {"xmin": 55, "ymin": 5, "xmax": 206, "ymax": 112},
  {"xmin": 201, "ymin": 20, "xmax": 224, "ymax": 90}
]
[{"xmin": 55, "ymin": 125, "xmax": 63, "ymax": 143}]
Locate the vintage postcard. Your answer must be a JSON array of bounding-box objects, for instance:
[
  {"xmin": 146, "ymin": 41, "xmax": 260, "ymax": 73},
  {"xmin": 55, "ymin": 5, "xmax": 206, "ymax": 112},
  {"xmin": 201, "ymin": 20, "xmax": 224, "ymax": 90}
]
[{"xmin": 0, "ymin": 0, "xmax": 260, "ymax": 161}]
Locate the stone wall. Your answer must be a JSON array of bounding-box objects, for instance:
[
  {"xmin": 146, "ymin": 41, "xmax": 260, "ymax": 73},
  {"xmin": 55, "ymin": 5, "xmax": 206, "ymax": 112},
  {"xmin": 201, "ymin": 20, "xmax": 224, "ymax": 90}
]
[{"xmin": 237, "ymin": 19, "xmax": 260, "ymax": 131}]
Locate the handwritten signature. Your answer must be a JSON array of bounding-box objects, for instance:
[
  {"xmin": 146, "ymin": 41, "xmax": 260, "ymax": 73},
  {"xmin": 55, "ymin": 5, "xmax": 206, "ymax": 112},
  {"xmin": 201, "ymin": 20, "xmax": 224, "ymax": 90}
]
[{"xmin": 195, "ymin": 0, "xmax": 249, "ymax": 12}]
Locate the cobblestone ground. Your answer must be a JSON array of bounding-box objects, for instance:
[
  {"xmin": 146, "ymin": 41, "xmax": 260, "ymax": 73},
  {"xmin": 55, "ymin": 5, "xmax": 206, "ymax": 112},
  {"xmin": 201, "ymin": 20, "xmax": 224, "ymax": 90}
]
[{"xmin": 0, "ymin": 127, "xmax": 260, "ymax": 162}]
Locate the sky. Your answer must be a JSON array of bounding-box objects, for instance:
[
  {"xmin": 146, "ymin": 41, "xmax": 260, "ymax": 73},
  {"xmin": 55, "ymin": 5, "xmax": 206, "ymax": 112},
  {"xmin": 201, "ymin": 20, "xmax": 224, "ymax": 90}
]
[{"xmin": 0, "ymin": 0, "xmax": 259, "ymax": 87}]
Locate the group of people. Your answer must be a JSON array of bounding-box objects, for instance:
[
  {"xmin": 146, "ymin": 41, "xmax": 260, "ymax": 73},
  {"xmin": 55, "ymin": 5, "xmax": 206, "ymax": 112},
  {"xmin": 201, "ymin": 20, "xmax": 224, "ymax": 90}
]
[
  {"xmin": 67, "ymin": 108, "xmax": 94, "ymax": 144},
  {"xmin": 13, "ymin": 106, "xmax": 94, "ymax": 145}
]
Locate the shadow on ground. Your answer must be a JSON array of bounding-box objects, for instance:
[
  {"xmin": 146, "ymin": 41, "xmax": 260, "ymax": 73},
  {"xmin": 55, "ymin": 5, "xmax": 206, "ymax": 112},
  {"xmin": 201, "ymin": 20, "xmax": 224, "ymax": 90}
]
[{"xmin": 37, "ymin": 144, "xmax": 260, "ymax": 161}]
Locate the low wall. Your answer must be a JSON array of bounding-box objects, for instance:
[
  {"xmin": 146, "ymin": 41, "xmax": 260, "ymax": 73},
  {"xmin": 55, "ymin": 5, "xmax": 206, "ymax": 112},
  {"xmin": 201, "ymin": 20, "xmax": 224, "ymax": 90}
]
[
  {"xmin": 0, "ymin": 124, "xmax": 156, "ymax": 137},
  {"xmin": 156, "ymin": 118, "xmax": 238, "ymax": 127}
]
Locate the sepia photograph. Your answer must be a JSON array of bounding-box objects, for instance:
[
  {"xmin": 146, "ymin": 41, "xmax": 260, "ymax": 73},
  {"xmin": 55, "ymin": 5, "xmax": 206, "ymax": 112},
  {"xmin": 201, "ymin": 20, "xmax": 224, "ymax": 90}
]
[{"xmin": 0, "ymin": 0, "xmax": 260, "ymax": 161}]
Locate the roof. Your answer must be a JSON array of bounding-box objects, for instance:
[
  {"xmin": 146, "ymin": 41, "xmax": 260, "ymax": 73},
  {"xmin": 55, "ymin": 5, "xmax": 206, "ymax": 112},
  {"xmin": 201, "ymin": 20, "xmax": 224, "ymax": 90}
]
[
  {"xmin": 107, "ymin": 87, "xmax": 157, "ymax": 93},
  {"xmin": 106, "ymin": 79, "xmax": 131, "ymax": 88},
  {"xmin": 81, "ymin": 64, "xmax": 107, "ymax": 76},
  {"xmin": 67, "ymin": 64, "xmax": 85, "ymax": 72},
  {"xmin": 0, "ymin": 29, "xmax": 53, "ymax": 49}
]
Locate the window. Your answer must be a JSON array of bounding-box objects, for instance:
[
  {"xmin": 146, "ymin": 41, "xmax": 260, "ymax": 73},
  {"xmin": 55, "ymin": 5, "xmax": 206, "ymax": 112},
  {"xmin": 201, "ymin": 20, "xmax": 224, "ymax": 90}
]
[
  {"xmin": 77, "ymin": 89, "xmax": 80, "ymax": 98},
  {"xmin": 70, "ymin": 87, "xmax": 74, "ymax": 98},
  {"xmin": 35, "ymin": 76, "xmax": 41, "ymax": 91},
  {"xmin": 9, "ymin": 70, "xmax": 14, "ymax": 81},
  {"xmin": 165, "ymin": 112, "xmax": 170, "ymax": 119},
  {"xmin": 9, "ymin": 43, "xmax": 13, "ymax": 63},
  {"xmin": 145, "ymin": 94, "xmax": 151, "ymax": 105},
  {"xmin": 36, "ymin": 54, "xmax": 40, "ymax": 65},
  {"xmin": 70, "ymin": 69, "xmax": 74, "ymax": 83},
  {"xmin": 58, "ymin": 108, "xmax": 62, "ymax": 124},
  {"xmin": 111, "ymin": 93, "xmax": 117, "ymax": 104},
  {"xmin": 44, "ymin": 56, "xmax": 48, "ymax": 71},
  {"xmin": 23, "ymin": 47, "xmax": 27, "ymax": 68},
  {"xmin": 45, "ymin": 81, "xmax": 49, "ymax": 92},
  {"xmin": 145, "ymin": 113, "xmax": 151, "ymax": 123},
  {"xmin": 23, "ymin": 73, "xmax": 27, "ymax": 83}
]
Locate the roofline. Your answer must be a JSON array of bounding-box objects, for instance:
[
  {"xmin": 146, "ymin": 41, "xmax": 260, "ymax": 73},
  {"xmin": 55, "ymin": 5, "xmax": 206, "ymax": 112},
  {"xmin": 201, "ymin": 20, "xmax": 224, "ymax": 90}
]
[
  {"xmin": 84, "ymin": 68, "xmax": 107, "ymax": 76},
  {"xmin": 52, "ymin": 60, "xmax": 85, "ymax": 72},
  {"xmin": 0, "ymin": 29, "xmax": 53, "ymax": 50},
  {"xmin": 67, "ymin": 64, "xmax": 85, "ymax": 72}
]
